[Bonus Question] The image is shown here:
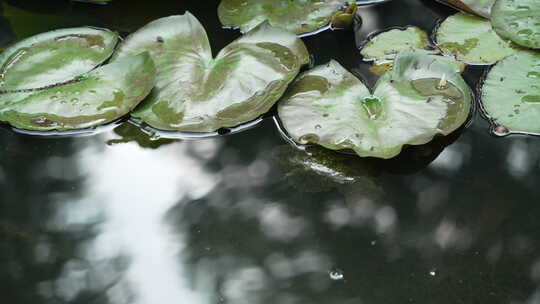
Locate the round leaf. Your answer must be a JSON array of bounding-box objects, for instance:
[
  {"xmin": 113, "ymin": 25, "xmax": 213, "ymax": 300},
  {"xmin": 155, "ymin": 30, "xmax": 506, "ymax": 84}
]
[
  {"xmin": 436, "ymin": 12, "xmax": 516, "ymax": 64},
  {"xmin": 491, "ymin": 0, "xmax": 540, "ymax": 49},
  {"xmin": 0, "ymin": 53, "xmax": 156, "ymax": 131},
  {"xmin": 360, "ymin": 27, "xmax": 464, "ymax": 75},
  {"xmin": 0, "ymin": 27, "xmax": 118, "ymax": 91},
  {"xmin": 481, "ymin": 51, "xmax": 540, "ymax": 134},
  {"xmin": 277, "ymin": 51, "xmax": 472, "ymax": 159},
  {"xmin": 112, "ymin": 12, "xmax": 309, "ymax": 132},
  {"xmin": 218, "ymin": 0, "xmax": 347, "ymax": 35},
  {"xmin": 361, "ymin": 27, "xmax": 430, "ymax": 62}
]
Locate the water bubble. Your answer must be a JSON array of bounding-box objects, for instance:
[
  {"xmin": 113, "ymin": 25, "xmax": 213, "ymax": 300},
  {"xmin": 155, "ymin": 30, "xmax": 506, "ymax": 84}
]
[
  {"xmin": 314, "ymin": 124, "xmax": 322, "ymax": 129},
  {"xmin": 150, "ymin": 133, "xmax": 161, "ymax": 141},
  {"xmin": 370, "ymin": 240, "xmax": 377, "ymax": 246},
  {"xmin": 493, "ymin": 125, "xmax": 510, "ymax": 137},
  {"xmin": 329, "ymin": 269, "xmax": 344, "ymax": 281},
  {"xmin": 299, "ymin": 133, "xmax": 319, "ymax": 144},
  {"xmin": 71, "ymin": 98, "xmax": 79, "ymax": 103},
  {"xmin": 436, "ymin": 74, "xmax": 448, "ymax": 90},
  {"xmin": 429, "ymin": 269, "xmax": 437, "ymax": 276},
  {"xmin": 50, "ymin": 96, "xmax": 58, "ymax": 100},
  {"xmin": 527, "ymin": 72, "xmax": 540, "ymax": 79}
]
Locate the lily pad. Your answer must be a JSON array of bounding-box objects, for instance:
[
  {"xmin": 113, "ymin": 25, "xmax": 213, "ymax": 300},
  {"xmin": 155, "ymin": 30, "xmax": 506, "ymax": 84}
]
[
  {"xmin": 0, "ymin": 27, "xmax": 118, "ymax": 92},
  {"xmin": 491, "ymin": 0, "xmax": 540, "ymax": 49},
  {"xmin": 435, "ymin": 0, "xmax": 495, "ymax": 18},
  {"xmin": 277, "ymin": 51, "xmax": 472, "ymax": 159},
  {"xmin": 360, "ymin": 27, "xmax": 464, "ymax": 75},
  {"xmin": 0, "ymin": 52, "xmax": 156, "ymax": 131},
  {"xmin": 436, "ymin": 12, "xmax": 516, "ymax": 64},
  {"xmin": 481, "ymin": 51, "xmax": 540, "ymax": 134},
  {"xmin": 218, "ymin": 0, "xmax": 347, "ymax": 35},
  {"xmin": 361, "ymin": 27, "xmax": 430, "ymax": 62},
  {"xmin": 112, "ymin": 12, "xmax": 309, "ymax": 132}
]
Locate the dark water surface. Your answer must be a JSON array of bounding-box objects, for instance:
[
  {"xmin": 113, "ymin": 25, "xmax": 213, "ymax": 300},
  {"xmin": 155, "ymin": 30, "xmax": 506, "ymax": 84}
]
[{"xmin": 1, "ymin": 0, "xmax": 540, "ymax": 303}]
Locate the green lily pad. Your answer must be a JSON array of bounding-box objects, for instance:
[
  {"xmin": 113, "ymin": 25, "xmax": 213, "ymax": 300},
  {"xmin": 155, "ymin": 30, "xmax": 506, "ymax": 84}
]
[
  {"xmin": 491, "ymin": 0, "xmax": 540, "ymax": 49},
  {"xmin": 0, "ymin": 52, "xmax": 156, "ymax": 131},
  {"xmin": 436, "ymin": 0, "xmax": 495, "ymax": 18},
  {"xmin": 361, "ymin": 26, "xmax": 430, "ymax": 62},
  {"xmin": 112, "ymin": 12, "xmax": 309, "ymax": 132},
  {"xmin": 481, "ymin": 51, "xmax": 540, "ymax": 134},
  {"xmin": 277, "ymin": 51, "xmax": 472, "ymax": 159},
  {"xmin": 436, "ymin": 12, "xmax": 516, "ymax": 64},
  {"xmin": 218, "ymin": 0, "xmax": 347, "ymax": 35},
  {"xmin": 360, "ymin": 27, "xmax": 464, "ymax": 75},
  {"xmin": 0, "ymin": 27, "xmax": 118, "ymax": 92}
]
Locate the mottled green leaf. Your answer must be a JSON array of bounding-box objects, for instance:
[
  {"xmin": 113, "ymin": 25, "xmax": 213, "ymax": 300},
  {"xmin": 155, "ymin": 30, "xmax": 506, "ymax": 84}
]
[
  {"xmin": 491, "ymin": 0, "xmax": 540, "ymax": 49},
  {"xmin": 361, "ymin": 27, "xmax": 430, "ymax": 62},
  {"xmin": 435, "ymin": 0, "xmax": 495, "ymax": 18},
  {"xmin": 278, "ymin": 51, "xmax": 472, "ymax": 159},
  {"xmin": 0, "ymin": 53, "xmax": 156, "ymax": 131},
  {"xmin": 436, "ymin": 13, "xmax": 516, "ymax": 64},
  {"xmin": 218, "ymin": 0, "xmax": 347, "ymax": 35},
  {"xmin": 0, "ymin": 27, "xmax": 118, "ymax": 91},
  {"xmin": 112, "ymin": 12, "xmax": 309, "ymax": 132},
  {"xmin": 360, "ymin": 27, "xmax": 464, "ymax": 75},
  {"xmin": 481, "ymin": 51, "xmax": 540, "ymax": 134}
]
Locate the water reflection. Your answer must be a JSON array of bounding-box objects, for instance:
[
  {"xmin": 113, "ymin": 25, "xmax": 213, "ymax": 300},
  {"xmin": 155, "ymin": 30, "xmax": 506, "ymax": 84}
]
[{"xmin": 2, "ymin": 0, "xmax": 540, "ymax": 303}]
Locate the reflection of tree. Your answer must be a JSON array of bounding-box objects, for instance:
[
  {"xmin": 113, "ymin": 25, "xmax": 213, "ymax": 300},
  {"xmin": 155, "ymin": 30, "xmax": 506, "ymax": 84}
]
[
  {"xmin": 0, "ymin": 130, "xmax": 130, "ymax": 304},
  {"xmin": 166, "ymin": 120, "xmax": 539, "ymax": 303}
]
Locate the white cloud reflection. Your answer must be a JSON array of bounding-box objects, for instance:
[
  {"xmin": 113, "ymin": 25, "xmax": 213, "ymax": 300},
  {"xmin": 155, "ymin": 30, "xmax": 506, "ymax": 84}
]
[{"xmin": 51, "ymin": 134, "xmax": 220, "ymax": 304}]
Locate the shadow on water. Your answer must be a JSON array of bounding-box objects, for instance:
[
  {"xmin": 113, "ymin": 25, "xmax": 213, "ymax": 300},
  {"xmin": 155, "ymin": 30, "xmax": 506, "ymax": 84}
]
[{"xmin": 165, "ymin": 122, "xmax": 540, "ymax": 304}]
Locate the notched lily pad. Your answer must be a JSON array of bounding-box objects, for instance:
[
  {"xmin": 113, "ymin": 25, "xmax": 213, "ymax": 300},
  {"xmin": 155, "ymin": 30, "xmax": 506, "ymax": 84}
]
[
  {"xmin": 361, "ymin": 26, "xmax": 430, "ymax": 62},
  {"xmin": 0, "ymin": 27, "xmax": 118, "ymax": 92},
  {"xmin": 435, "ymin": 0, "xmax": 495, "ymax": 18},
  {"xmin": 218, "ymin": 0, "xmax": 348, "ymax": 35},
  {"xmin": 360, "ymin": 27, "xmax": 464, "ymax": 75},
  {"xmin": 277, "ymin": 51, "xmax": 472, "ymax": 159},
  {"xmin": 491, "ymin": 0, "xmax": 540, "ymax": 49},
  {"xmin": 481, "ymin": 51, "xmax": 540, "ymax": 135},
  {"xmin": 112, "ymin": 12, "xmax": 308, "ymax": 132},
  {"xmin": 0, "ymin": 53, "xmax": 156, "ymax": 131},
  {"xmin": 436, "ymin": 12, "xmax": 516, "ymax": 64}
]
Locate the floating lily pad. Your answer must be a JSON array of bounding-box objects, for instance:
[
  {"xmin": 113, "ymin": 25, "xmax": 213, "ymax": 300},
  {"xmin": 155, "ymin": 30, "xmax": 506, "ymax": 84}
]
[
  {"xmin": 361, "ymin": 27, "xmax": 430, "ymax": 62},
  {"xmin": 491, "ymin": 0, "xmax": 540, "ymax": 49},
  {"xmin": 481, "ymin": 51, "xmax": 540, "ymax": 134},
  {"xmin": 0, "ymin": 27, "xmax": 118, "ymax": 91},
  {"xmin": 277, "ymin": 51, "xmax": 472, "ymax": 159},
  {"xmin": 0, "ymin": 52, "xmax": 156, "ymax": 131},
  {"xmin": 435, "ymin": 0, "xmax": 495, "ymax": 18},
  {"xmin": 360, "ymin": 27, "xmax": 464, "ymax": 75},
  {"xmin": 436, "ymin": 12, "xmax": 516, "ymax": 64},
  {"xmin": 112, "ymin": 12, "xmax": 308, "ymax": 132},
  {"xmin": 218, "ymin": 0, "xmax": 347, "ymax": 35}
]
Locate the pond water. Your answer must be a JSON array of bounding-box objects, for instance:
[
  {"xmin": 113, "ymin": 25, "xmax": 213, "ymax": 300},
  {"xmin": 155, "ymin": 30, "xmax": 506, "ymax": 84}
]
[{"xmin": 1, "ymin": 0, "xmax": 540, "ymax": 303}]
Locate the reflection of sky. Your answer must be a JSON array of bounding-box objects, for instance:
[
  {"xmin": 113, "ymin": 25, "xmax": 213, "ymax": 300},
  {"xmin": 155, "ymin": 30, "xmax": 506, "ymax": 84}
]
[{"xmin": 54, "ymin": 134, "xmax": 220, "ymax": 304}]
